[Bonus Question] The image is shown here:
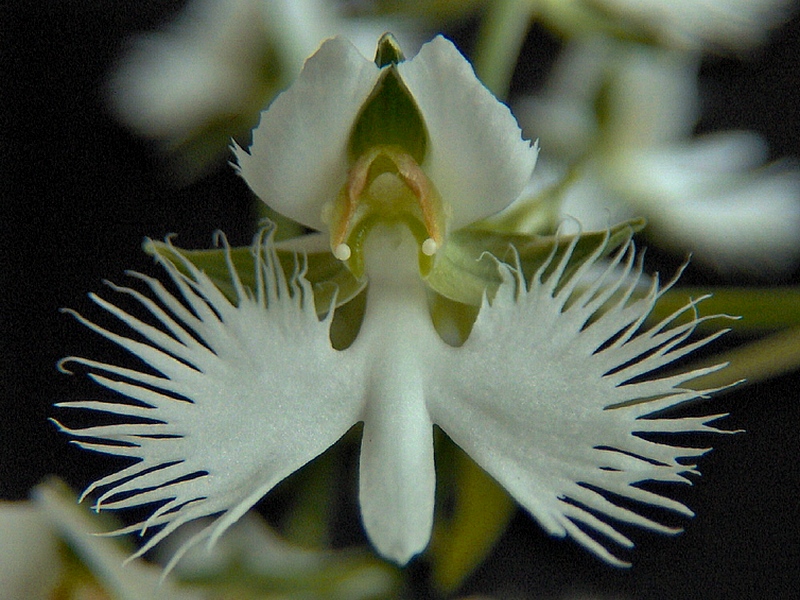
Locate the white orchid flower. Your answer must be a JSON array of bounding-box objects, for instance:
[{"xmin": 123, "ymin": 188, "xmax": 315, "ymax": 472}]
[
  {"xmin": 57, "ymin": 35, "xmax": 732, "ymax": 571},
  {"xmin": 520, "ymin": 37, "xmax": 800, "ymax": 274}
]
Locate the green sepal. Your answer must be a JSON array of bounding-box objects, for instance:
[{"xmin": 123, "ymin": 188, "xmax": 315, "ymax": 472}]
[
  {"xmin": 373, "ymin": 32, "xmax": 406, "ymax": 67},
  {"xmin": 143, "ymin": 239, "xmax": 366, "ymax": 317},
  {"xmin": 426, "ymin": 218, "xmax": 647, "ymax": 306},
  {"xmin": 348, "ymin": 64, "xmax": 428, "ymax": 164}
]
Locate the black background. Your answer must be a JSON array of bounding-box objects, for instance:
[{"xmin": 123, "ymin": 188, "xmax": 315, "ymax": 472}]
[{"xmin": 3, "ymin": 2, "xmax": 800, "ymax": 598}]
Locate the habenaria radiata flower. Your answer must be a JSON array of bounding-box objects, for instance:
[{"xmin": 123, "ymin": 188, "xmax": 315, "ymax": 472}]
[{"xmin": 57, "ymin": 35, "xmax": 732, "ymax": 570}]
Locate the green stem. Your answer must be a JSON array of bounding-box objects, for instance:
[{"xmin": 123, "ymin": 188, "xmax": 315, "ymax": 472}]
[
  {"xmin": 473, "ymin": 0, "xmax": 534, "ymax": 99},
  {"xmin": 653, "ymin": 286, "xmax": 800, "ymax": 333},
  {"xmin": 688, "ymin": 326, "xmax": 800, "ymax": 391}
]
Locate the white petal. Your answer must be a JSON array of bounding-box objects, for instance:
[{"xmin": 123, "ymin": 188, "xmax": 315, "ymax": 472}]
[
  {"xmin": 237, "ymin": 35, "xmax": 538, "ymax": 232},
  {"xmin": 353, "ymin": 225, "xmax": 439, "ymax": 564},
  {"xmin": 398, "ymin": 36, "xmax": 539, "ymax": 227},
  {"xmin": 235, "ymin": 37, "xmax": 380, "ymax": 231},
  {"xmin": 427, "ymin": 233, "xmax": 732, "ymax": 566},
  {"xmin": 56, "ymin": 231, "xmax": 363, "ymax": 566}
]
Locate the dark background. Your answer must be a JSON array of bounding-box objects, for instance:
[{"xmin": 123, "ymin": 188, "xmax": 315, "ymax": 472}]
[{"xmin": 3, "ymin": 2, "xmax": 800, "ymax": 598}]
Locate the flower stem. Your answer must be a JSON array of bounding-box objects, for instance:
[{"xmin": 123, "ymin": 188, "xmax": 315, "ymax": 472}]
[
  {"xmin": 473, "ymin": 0, "xmax": 534, "ymax": 99},
  {"xmin": 654, "ymin": 286, "xmax": 800, "ymax": 332},
  {"xmin": 688, "ymin": 326, "xmax": 800, "ymax": 390}
]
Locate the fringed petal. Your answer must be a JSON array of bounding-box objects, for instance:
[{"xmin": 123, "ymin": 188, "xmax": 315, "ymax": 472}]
[
  {"xmin": 428, "ymin": 233, "xmax": 734, "ymax": 566},
  {"xmin": 57, "ymin": 229, "xmax": 364, "ymax": 569}
]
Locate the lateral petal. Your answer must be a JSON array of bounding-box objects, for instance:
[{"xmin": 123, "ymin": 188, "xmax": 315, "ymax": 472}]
[
  {"xmin": 56, "ymin": 230, "xmax": 364, "ymax": 567},
  {"xmin": 398, "ymin": 36, "xmax": 539, "ymax": 228},
  {"xmin": 427, "ymin": 233, "xmax": 732, "ymax": 566},
  {"xmin": 235, "ymin": 37, "xmax": 379, "ymax": 231}
]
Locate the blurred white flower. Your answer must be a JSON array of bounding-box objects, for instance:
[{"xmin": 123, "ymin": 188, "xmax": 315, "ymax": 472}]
[
  {"xmin": 107, "ymin": 0, "xmax": 420, "ymax": 164},
  {"xmin": 0, "ymin": 500, "xmax": 60, "ymax": 599},
  {"xmin": 519, "ymin": 37, "xmax": 800, "ymax": 274},
  {"xmin": 0, "ymin": 479, "xmax": 203, "ymax": 600},
  {"xmin": 108, "ymin": 0, "xmax": 316, "ymax": 142},
  {"xmin": 534, "ymin": 0, "xmax": 793, "ymax": 50},
  {"xmin": 589, "ymin": 0, "xmax": 792, "ymax": 49},
  {"xmin": 154, "ymin": 512, "xmax": 400, "ymax": 598}
]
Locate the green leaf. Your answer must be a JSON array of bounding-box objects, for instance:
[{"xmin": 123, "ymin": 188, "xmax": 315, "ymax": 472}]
[
  {"xmin": 143, "ymin": 239, "xmax": 366, "ymax": 316},
  {"xmin": 426, "ymin": 218, "xmax": 646, "ymax": 306},
  {"xmin": 684, "ymin": 326, "xmax": 800, "ymax": 391},
  {"xmin": 652, "ymin": 286, "xmax": 800, "ymax": 333}
]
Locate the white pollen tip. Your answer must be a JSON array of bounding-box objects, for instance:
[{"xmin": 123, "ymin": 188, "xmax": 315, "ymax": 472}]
[
  {"xmin": 422, "ymin": 238, "xmax": 438, "ymax": 256},
  {"xmin": 334, "ymin": 243, "xmax": 352, "ymax": 261}
]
